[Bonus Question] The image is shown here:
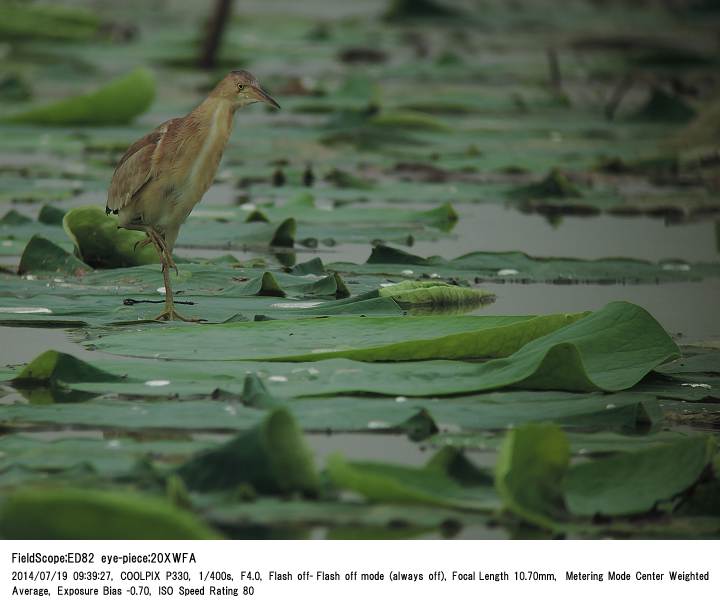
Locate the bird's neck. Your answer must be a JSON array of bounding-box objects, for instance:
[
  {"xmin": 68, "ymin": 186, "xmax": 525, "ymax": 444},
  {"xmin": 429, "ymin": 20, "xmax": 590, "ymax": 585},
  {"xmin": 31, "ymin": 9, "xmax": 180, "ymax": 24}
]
[
  {"xmin": 192, "ymin": 96, "xmax": 236, "ymax": 137},
  {"xmin": 183, "ymin": 97, "xmax": 235, "ymax": 194}
]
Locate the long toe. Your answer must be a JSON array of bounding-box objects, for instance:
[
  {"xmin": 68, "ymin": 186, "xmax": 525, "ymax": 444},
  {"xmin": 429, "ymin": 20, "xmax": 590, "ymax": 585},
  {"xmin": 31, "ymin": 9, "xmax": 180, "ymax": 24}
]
[
  {"xmin": 154, "ymin": 306, "xmax": 203, "ymax": 323},
  {"xmin": 134, "ymin": 237, "xmax": 152, "ymax": 252}
]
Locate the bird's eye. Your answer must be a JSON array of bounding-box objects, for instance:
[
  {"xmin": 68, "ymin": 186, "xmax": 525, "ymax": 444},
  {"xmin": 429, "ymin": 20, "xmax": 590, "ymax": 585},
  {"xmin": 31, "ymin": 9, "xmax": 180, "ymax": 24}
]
[{"xmin": 237, "ymin": 84, "xmax": 245, "ymax": 91}]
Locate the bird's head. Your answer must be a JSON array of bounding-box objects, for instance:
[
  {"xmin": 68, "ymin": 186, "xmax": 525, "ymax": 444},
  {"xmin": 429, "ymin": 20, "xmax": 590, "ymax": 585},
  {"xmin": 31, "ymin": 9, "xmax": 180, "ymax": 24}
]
[{"xmin": 213, "ymin": 70, "xmax": 280, "ymax": 110}]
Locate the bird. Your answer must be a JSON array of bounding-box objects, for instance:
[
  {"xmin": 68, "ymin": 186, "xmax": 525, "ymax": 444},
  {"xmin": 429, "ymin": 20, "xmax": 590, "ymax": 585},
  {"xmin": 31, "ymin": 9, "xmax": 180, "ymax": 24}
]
[{"xmin": 105, "ymin": 70, "xmax": 280, "ymax": 321}]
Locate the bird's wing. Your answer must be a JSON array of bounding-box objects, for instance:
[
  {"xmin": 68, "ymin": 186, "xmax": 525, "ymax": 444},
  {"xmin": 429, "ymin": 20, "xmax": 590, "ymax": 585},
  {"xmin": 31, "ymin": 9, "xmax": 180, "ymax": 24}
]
[{"xmin": 105, "ymin": 119, "xmax": 175, "ymax": 213}]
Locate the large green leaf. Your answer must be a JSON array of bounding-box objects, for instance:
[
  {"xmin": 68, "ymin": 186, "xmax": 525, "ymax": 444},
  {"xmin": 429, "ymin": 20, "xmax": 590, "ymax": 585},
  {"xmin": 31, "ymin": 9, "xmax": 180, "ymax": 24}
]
[
  {"xmin": 84, "ymin": 302, "xmax": 678, "ymax": 393},
  {"xmin": 4, "ymin": 68, "xmax": 155, "ymax": 126},
  {"xmin": 326, "ymin": 454, "xmax": 498, "ymax": 511},
  {"xmin": 178, "ymin": 409, "xmax": 319, "ymax": 495},
  {"xmin": 0, "ymin": 488, "xmax": 219, "ymax": 539},
  {"xmin": 244, "ymin": 195, "xmax": 457, "ymax": 232},
  {"xmin": 205, "ymin": 498, "xmax": 492, "ymax": 532},
  {"xmin": 565, "ymin": 437, "xmax": 717, "ymax": 516},
  {"xmin": 495, "ymin": 424, "xmax": 570, "ymax": 529},
  {"xmin": 0, "ymin": 388, "xmax": 660, "ymax": 435},
  {"xmin": 0, "ymin": 4, "xmax": 102, "ymax": 42},
  {"xmin": 0, "ymin": 435, "xmax": 216, "ymax": 482},
  {"xmin": 87, "ymin": 311, "xmax": 583, "ymax": 362}
]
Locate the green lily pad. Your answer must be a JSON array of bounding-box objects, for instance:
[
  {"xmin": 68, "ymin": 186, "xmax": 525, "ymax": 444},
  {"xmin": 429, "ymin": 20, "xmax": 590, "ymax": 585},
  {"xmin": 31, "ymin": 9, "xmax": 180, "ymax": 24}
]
[
  {"xmin": 37, "ymin": 205, "xmax": 67, "ymax": 226},
  {"xmin": 88, "ymin": 310, "xmax": 584, "ymax": 362},
  {"xmin": 565, "ymin": 437, "xmax": 716, "ymax": 516},
  {"xmin": 0, "ymin": 488, "xmax": 219, "ymax": 539},
  {"xmin": 0, "ymin": 210, "xmax": 32, "ymax": 226},
  {"xmin": 18, "ymin": 235, "xmax": 90, "ymax": 275},
  {"xmin": 326, "ymin": 454, "xmax": 498, "ymax": 511},
  {"xmin": 178, "ymin": 409, "xmax": 319, "ymax": 495},
  {"xmin": 333, "ymin": 244, "xmax": 720, "ymax": 284},
  {"xmin": 85, "ymin": 302, "xmax": 677, "ymax": 394},
  {"xmin": 495, "ymin": 423, "xmax": 570, "ymax": 529},
  {"xmin": 4, "ymin": 68, "xmax": 155, "ymax": 126},
  {"xmin": 12, "ymin": 349, "xmax": 122, "ymax": 387},
  {"xmin": 63, "ymin": 205, "xmax": 159, "ymax": 268},
  {"xmin": 0, "ymin": 4, "xmax": 101, "ymax": 42}
]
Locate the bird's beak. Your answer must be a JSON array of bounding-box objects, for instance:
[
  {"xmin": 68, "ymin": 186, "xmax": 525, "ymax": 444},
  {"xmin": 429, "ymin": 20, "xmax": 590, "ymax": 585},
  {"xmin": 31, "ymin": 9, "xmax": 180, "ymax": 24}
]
[{"xmin": 251, "ymin": 85, "xmax": 280, "ymax": 110}]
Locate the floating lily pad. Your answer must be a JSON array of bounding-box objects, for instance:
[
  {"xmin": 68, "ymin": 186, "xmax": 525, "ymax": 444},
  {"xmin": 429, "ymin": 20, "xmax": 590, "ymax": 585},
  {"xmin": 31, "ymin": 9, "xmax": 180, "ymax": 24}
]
[
  {"xmin": 0, "ymin": 488, "xmax": 219, "ymax": 539},
  {"xmin": 87, "ymin": 309, "xmax": 584, "ymax": 362},
  {"xmin": 326, "ymin": 454, "xmax": 498, "ymax": 510},
  {"xmin": 565, "ymin": 436, "xmax": 716, "ymax": 516},
  {"xmin": 0, "ymin": 4, "xmax": 102, "ymax": 42},
  {"xmin": 333, "ymin": 244, "xmax": 720, "ymax": 284},
  {"xmin": 4, "ymin": 68, "xmax": 155, "ymax": 126}
]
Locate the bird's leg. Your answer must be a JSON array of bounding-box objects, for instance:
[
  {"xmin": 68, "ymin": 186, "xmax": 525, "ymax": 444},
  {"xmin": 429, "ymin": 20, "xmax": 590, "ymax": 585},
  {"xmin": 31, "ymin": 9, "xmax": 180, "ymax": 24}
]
[
  {"xmin": 154, "ymin": 261, "xmax": 199, "ymax": 322},
  {"xmin": 143, "ymin": 229, "xmax": 198, "ymax": 322},
  {"xmin": 145, "ymin": 227, "xmax": 178, "ymax": 276}
]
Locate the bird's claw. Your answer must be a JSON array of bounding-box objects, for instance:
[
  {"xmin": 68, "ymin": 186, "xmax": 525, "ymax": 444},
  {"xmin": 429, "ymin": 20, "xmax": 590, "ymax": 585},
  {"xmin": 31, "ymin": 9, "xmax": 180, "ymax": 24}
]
[
  {"xmin": 154, "ymin": 306, "xmax": 202, "ymax": 323},
  {"xmin": 134, "ymin": 237, "xmax": 152, "ymax": 252},
  {"xmin": 161, "ymin": 257, "xmax": 179, "ymax": 276}
]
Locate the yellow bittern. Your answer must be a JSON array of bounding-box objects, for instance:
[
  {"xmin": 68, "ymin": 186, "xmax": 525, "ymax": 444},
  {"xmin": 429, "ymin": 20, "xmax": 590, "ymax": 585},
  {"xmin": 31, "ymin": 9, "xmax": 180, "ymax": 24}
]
[{"xmin": 106, "ymin": 70, "xmax": 280, "ymax": 321}]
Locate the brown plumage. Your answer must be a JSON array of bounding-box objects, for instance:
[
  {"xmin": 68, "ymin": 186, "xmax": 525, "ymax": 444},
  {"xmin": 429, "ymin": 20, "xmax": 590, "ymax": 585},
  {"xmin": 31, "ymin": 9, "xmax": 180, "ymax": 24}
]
[{"xmin": 106, "ymin": 70, "xmax": 279, "ymax": 321}]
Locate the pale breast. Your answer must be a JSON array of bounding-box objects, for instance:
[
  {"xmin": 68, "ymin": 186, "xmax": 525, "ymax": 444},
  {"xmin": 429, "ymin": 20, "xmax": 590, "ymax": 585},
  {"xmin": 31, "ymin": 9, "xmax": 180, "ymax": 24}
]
[{"xmin": 184, "ymin": 102, "xmax": 233, "ymax": 202}]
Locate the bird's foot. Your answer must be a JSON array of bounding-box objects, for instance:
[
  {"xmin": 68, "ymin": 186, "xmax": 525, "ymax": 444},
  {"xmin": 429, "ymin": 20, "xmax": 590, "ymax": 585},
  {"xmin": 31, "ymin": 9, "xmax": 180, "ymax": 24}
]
[
  {"xmin": 154, "ymin": 306, "xmax": 202, "ymax": 323},
  {"xmin": 134, "ymin": 237, "xmax": 153, "ymax": 252}
]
